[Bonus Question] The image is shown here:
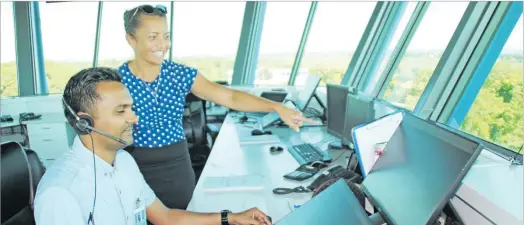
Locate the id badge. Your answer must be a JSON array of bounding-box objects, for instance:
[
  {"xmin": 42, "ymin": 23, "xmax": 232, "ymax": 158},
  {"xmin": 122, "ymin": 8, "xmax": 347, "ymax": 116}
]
[{"xmin": 134, "ymin": 199, "xmax": 147, "ymax": 225}]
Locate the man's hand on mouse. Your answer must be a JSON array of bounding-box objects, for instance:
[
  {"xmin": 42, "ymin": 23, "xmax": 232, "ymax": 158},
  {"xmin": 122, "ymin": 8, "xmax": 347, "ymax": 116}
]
[
  {"xmin": 229, "ymin": 207, "xmax": 272, "ymax": 225},
  {"xmin": 274, "ymin": 103, "xmax": 317, "ymax": 132}
]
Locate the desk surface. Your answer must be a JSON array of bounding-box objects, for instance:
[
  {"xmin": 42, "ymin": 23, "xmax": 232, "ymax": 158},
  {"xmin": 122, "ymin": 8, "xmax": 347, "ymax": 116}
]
[
  {"xmin": 1, "ymin": 112, "xmax": 66, "ymax": 128},
  {"xmin": 457, "ymin": 151, "xmax": 523, "ymax": 224},
  {"xmin": 187, "ymin": 112, "xmax": 351, "ymax": 221},
  {"xmin": 188, "ymin": 108, "xmax": 523, "ymax": 224}
]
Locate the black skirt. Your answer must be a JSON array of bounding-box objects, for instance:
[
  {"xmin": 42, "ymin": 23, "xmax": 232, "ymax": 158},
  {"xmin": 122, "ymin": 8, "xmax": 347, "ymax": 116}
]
[{"xmin": 126, "ymin": 140, "xmax": 196, "ymax": 210}]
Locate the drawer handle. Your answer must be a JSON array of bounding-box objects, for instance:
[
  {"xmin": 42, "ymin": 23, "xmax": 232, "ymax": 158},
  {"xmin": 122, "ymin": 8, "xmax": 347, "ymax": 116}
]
[
  {"xmin": 41, "ymin": 127, "xmax": 51, "ymax": 130},
  {"xmin": 42, "ymin": 139, "xmax": 53, "ymax": 142}
]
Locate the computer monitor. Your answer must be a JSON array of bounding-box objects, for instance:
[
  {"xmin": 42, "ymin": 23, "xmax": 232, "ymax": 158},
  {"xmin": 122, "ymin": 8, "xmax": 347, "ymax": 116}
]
[
  {"xmin": 326, "ymin": 83, "xmax": 350, "ymax": 139},
  {"xmin": 341, "ymin": 92, "xmax": 376, "ymax": 148},
  {"xmin": 295, "ymin": 75, "xmax": 321, "ymax": 112},
  {"xmin": 326, "ymin": 84, "xmax": 355, "ymax": 150},
  {"xmin": 361, "ymin": 113, "xmax": 483, "ymax": 225},
  {"xmin": 275, "ymin": 179, "xmax": 373, "ymax": 225}
]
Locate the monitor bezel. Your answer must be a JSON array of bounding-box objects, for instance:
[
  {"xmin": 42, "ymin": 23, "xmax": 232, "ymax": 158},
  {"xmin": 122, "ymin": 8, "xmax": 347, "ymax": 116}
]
[
  {"xmin": 326, "ymin": 83, "xmax": 351, "ymax": 140},
  {"xmin": 341, "ymin": 92, "xmax": 376, "ymax": 146}
]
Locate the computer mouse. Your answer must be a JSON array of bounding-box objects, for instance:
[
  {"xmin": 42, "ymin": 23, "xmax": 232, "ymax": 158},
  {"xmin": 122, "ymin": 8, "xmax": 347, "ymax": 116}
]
[
  {"xmin": 251, "ymin": 129, "xmax": 264, "ymax": 136},
  {"xmin": 266, "ymin": 216, "xmax": 272, "ymax": 224},
  {"xmin": 270, "ymin": 146, "xmax": 284, "ymax": 153}
]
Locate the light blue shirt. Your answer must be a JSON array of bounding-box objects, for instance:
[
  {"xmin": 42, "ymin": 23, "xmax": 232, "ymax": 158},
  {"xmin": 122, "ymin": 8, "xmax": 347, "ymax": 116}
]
[{"xmin": 34, "ymin": 136, "xmax": 156, "ymax": 225}]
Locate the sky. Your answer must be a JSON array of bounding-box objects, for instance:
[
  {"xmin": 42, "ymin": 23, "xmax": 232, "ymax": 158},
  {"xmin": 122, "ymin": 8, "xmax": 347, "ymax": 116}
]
[{"xmin": 1, "ymin": 1, "xmax": 523, "ymax": 63}]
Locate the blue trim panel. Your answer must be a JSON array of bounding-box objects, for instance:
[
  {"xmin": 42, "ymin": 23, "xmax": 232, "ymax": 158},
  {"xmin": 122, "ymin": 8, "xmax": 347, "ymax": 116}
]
[{"xmin": 33, "ymin": 2, "xmax": 49, "ymax": 94}]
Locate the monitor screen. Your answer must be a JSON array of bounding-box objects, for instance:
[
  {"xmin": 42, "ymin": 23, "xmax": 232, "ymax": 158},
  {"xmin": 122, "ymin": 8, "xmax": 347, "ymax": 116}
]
[
  {"xmin": 326, "ymin": 83, "xmax": 351, "ymax": 139},
  {"xmin": 361, "ymin": 113, "xmax": 482, "ymax": 225},
  {"xmin": 275, "ymin": 179, "xmax": 372, "ymax": 225},
  {"xmin": 295, "ymin": 75, "xmax": 321, "ymax": 111},
  {"xmin": 342, "ymin": 93, "xmax": 375, "ymax": 146}
]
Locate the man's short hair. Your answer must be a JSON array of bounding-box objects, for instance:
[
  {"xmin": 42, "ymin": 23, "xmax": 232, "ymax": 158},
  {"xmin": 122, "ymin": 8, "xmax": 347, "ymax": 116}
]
[{"xmin": 62, "ymin": 67, "xmax": 122, "ymax": 127}]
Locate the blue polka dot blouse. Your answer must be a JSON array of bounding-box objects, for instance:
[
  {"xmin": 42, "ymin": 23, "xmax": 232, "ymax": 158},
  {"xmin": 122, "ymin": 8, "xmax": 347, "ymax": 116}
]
[{"xmin": 117, "ymin": 60, "xmax": 198, "ymax": 148}]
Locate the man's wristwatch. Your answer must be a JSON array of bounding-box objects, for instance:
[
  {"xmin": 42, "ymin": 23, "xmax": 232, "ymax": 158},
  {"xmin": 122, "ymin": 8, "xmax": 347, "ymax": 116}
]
[{"xmin": 221, "ymin": 210, "xmax": 232, "ymax": 225}]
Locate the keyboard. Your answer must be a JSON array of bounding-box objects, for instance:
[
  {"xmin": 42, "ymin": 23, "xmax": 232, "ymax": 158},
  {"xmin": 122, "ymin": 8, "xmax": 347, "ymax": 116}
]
[
  {"xmin": 288, "ymin": 143, "xmax": 332, "ymax": 165},
  {"xmin": 307, "ymin": 165, "xmax": 361, "ymax": 191}
]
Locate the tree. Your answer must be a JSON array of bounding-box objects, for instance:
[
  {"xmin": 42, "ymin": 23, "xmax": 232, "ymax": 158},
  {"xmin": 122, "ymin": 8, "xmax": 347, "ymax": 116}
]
[
  {"xmin": 258, "ymin": 68, "xmax": 272, "ymax": 80},
  {"xmin": 1, "ymin": 62, "xmax": 18, "ymax": 97}
]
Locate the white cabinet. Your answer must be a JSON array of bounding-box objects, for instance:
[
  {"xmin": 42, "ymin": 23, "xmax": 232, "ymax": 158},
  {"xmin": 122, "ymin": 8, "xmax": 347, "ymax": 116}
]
[
  {"xmin": 26, "ymin": 122, "xmax": 70, "ymax": 167},
  {"xmin": 2, "ymin": 95, "xmax": 72, "ymax": 168}
]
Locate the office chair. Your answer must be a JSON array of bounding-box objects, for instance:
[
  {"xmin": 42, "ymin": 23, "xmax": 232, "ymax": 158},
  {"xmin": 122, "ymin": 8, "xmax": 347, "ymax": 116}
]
[
  {"xmin": 183, "ymin": 93, "xmax": 211, "ymax": 170},
  {"xmin": 1, "ymin": 141, "xmax": 46, "ymax": 225}
]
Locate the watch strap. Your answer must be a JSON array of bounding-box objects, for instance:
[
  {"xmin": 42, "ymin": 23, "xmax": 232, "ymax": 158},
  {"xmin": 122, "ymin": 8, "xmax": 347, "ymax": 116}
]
[{"xmin": 221, "ymin": 210, "xmax": 231, "ymax": 225}]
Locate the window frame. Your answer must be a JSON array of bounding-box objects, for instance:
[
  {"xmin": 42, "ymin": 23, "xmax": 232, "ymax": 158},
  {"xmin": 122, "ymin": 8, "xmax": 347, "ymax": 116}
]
[{"xmin": 437, "ymin": 2, "xmax": 523, "ymax": 159}]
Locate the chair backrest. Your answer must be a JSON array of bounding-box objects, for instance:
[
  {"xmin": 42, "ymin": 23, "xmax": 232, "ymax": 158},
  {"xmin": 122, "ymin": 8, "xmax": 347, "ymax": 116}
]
[
  {"xmin": 1, "ymin": 141, "xmax": 46, "ymax": 225},
  {"xmin": 184, "ymin": 93, "xmax": 207, "ymax": 147}
]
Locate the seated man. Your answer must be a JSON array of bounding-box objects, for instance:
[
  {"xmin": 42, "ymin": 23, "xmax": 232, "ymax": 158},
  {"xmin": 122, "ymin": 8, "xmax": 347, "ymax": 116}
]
[{"xmin": 34, "ymin": 67, "xmax": 271, "ymax": 225}]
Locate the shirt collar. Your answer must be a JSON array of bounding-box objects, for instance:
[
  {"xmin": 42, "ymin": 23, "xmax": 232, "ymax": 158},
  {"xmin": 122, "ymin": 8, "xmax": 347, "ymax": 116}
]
[{"xmin": 72, "ymin": 135, "xmax": 118, "ymax": 175}]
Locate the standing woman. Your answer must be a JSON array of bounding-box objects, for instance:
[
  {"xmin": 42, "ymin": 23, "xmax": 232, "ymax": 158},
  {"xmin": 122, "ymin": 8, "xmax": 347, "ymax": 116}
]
[{"xmin": 117, "ymin": 4, "xmax": 312, "ymax": 210}]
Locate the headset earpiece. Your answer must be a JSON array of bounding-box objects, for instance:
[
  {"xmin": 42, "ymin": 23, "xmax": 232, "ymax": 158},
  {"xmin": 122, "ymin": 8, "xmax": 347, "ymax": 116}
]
[{"xmin": 76, "ymin": 114, "xmax": 94, "ymax": 135}]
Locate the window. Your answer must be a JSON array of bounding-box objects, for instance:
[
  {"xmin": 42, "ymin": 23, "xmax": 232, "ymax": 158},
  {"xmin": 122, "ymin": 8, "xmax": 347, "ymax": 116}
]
[
  {"xmin": 460, "ymin": 15, "xmax": 523, "ymax": 152},
  {"xmin": 171, "ymin": 2, "xmax": 245, "ymax": 83},
  {"xmin": 1, "ymin": 2, "xmax": 18, "ymax": 97},
  {"xmin": 254, "ymin": 2, "xmax": 310, "ymax": 86},
  {"xmin": 39, "ymin": 2, "xmax": 98, "ymax": 94},
  {"xmin": 97, "ymin": 2, "xmax": 168, "ymax": 68},
  {"xmin": 363, "ymin": 2, "xmax": 418, "ymax": 94},
  {"xmin": 381, "ymin": 2, "xmax": 469, "ymax": 110},
  {"xmin": 295, "ymin": 2, "xmax": 377, "ymax": 86}
]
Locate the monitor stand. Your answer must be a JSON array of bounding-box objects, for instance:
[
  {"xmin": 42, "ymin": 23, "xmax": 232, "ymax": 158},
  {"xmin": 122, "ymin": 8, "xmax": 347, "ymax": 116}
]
[
  {"xmin": 328, "ymin": 140, "xmax": 353, "ymax": 150},
  {"xmin": 313, "ymin": 93, "xmax": 327, "ymax": 122},
  {"xmin": 368, "ymin": 213, "xmax": 385, "ymax": 225},
  {"xmin": 298, "ymin": 92, "xmax": 328, "ymax": 122},
  {"xmin": 312, "ymin": 92, "xmax": 327, "ymax": 111}
]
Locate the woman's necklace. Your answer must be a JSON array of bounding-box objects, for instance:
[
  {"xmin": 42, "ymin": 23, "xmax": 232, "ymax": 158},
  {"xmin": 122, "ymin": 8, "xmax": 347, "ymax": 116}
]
[{"xmin": 132, "ymin": 62, "xmax": 162, "ymax": 104}]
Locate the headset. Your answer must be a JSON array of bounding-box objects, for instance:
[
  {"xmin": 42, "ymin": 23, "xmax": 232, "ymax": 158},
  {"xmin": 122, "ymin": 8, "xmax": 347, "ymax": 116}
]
[
  {"xmin": 62, "ymin": 98, "xmax": 128, "ymax": 146},
  {"xmin": 62, "ymin": 98, "xmax": 129, "ymax": 225}
]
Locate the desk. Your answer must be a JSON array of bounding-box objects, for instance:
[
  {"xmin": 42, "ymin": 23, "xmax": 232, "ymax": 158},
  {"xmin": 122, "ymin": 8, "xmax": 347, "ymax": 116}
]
[
  {"xmin": 188, "ymin": 110, "xmax": 523, "ymax": 225},
  {"xmin": 453, "ymin": 150, "xmax": 523, "ymax": 225},
  {"xmin": 187, "ymin": 112, "xmax": 351, "ymax": 221}
]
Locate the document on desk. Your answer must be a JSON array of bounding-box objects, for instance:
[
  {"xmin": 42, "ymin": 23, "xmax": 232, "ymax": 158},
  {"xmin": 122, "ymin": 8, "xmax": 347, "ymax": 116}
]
[
  {"xmin": 238, "ymin": 134, "xmax": 281, "ymax": 145},
  {"xmin": 352, "ymin": 111, "xmax": 404, "ymax": 178},
  {"xmin": 202, "ymin": 175, "xmax": 265, "ymax": 193}
]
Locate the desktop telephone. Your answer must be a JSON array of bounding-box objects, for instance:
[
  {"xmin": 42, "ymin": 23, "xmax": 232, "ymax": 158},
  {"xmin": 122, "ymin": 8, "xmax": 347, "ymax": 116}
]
[
  {"xmin": 307, "ymin": 165, "xmax": 362, "ymax": 191},
  {"xmin": 19, "ymin": 112, "xmax": 42, "ymax": 121},
  {"xmin": 283, "ymin": 162, "xmax": 325, "ymax": 181},
  {"xmin": 261, "ymin": 91, "xmax": 288, "ymax": 103}
]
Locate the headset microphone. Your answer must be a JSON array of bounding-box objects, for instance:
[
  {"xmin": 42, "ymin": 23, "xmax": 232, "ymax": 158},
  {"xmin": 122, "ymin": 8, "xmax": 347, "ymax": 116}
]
[{"xmin": 77, "ymin": 120, "xmax": 129, "ymax": 146}]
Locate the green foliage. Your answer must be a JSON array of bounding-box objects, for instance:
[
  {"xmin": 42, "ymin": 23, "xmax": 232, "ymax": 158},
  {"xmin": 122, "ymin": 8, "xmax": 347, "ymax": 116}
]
[
  {"xmin": 0, "ymin": 51, "xmax": 522, "ymax": 152},
  {"xmin": 382, "ymin": 52, "xmax": 442, "ymax": 110},
  {"xmin": 300, "ymin": 51, "xmax": 353, "ymax": 85},
  {"xmin": 1, "ymin": 62, "xmax": 18, "ymax": 97},
  {"xmin": 460, "ymin": 57, "xmax": 523, "ymax": 152}
]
